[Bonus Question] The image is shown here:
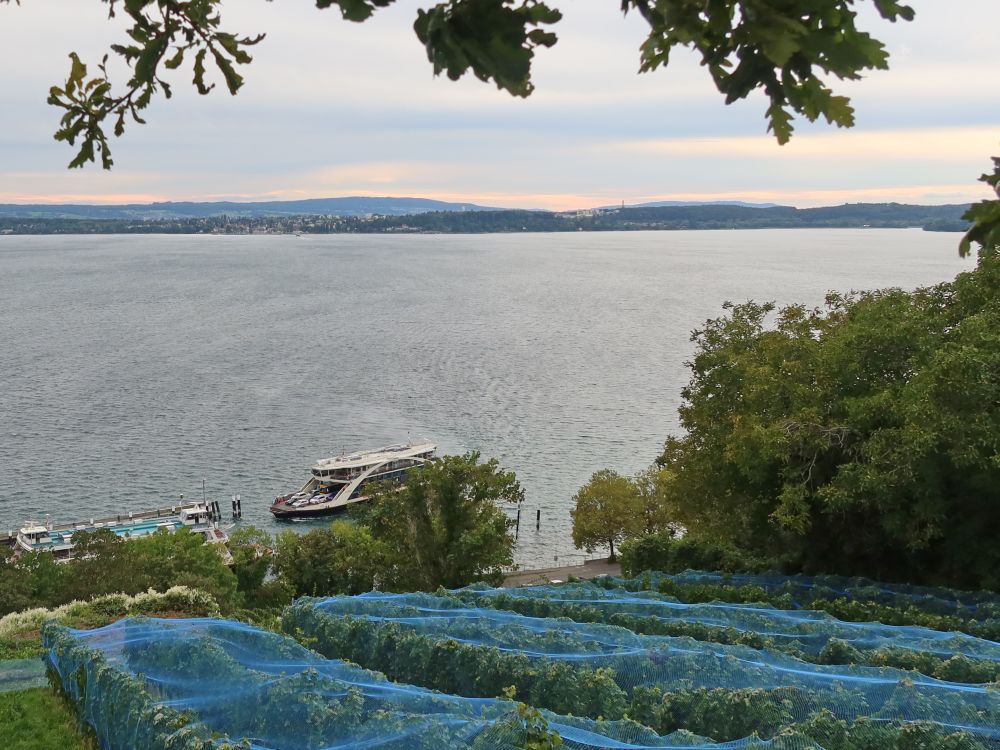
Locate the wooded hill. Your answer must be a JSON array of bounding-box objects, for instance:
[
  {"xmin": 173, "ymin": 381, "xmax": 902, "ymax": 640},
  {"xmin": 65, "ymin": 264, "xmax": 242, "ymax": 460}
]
[{"xmin": 0, "ymin": 202, "xmax": 970, "ymax": 235}]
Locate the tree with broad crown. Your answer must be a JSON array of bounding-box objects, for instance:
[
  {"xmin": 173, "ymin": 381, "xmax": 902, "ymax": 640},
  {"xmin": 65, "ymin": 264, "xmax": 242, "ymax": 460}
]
[
  {"xmin": 570, "ymin": 468, "xmax": 641, "ymax": 562},
  {"xmin": 227, "ymin": 525, "xmax": 280, "ymax": 603},
  {"xmin": 353, "ymin": 451, "xmax": 523, "ymax": 590},
  {"xmin": 570, "ymin": 467, "xmax": 676, "ymax": 561},
  {"xmin": 632, "ymin": 465, "xmax": 677, "ymax": 536},
  {"xmin": 1, "ymin": 1, "xmax": 995, "ymax": 250},
  {"xmin": 653, "ymin": 246, "xmax": 1000, "ymax": 588}
]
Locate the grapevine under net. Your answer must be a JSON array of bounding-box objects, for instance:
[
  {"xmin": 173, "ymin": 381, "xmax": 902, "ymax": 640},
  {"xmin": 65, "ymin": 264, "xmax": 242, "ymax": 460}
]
[
  {"xmin": 44, "ymin": 617, "xmax": 820, "ymax": 750},
  {"xmin": 456, "ymin": 582, "xmax": 1000, "ymax": 662},
  {"xmin": 617, "ymin": 570, "xmax": 1000, "ymax": 618},
  {"xmin": 287, "ymin": 591, "xmax": 1000, "ymax": 747}
]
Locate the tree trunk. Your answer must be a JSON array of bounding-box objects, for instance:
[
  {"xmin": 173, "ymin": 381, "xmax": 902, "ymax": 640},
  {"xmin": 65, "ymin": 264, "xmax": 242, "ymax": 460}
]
[{"xmin": 608, "ymin": 538, "xmax": 616, "ymax": 563}]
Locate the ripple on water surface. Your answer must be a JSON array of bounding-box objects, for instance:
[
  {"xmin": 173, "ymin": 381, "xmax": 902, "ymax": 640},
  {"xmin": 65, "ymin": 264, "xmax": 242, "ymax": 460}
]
[{"xmin": 0, "ymin": 231, "xmax": 975, "ymax": 566}]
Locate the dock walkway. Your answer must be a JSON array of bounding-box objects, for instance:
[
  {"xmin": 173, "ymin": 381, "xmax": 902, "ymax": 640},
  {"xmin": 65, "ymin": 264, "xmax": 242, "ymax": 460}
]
[
  {"xmin": 2, "ymin": 502, "xmax": 226, "ymax": 550},
  {"xmin": 502, "ymin": 557, "xmax": 620, "ymax": 588}
]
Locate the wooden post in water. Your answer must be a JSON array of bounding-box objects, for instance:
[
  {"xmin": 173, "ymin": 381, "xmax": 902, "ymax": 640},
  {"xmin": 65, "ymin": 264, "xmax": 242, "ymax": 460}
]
[{"xmin": 536, "ymin": 509, "xmax": 541, "ymax": 530}]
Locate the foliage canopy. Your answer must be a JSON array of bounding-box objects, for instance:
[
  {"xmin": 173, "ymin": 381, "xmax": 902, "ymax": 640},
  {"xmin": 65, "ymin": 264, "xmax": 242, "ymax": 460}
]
[
  {"xmin": 571, "ymin": 469, "xmax": 637, "ymax": 562},
  {"xmin": 355, "ymin": 451, "xmax": 522, "ymax": 589},
  {"xmin": 264, "ymin": 451, "xmax": 522, "ymax": 597},
  {"xmin": 274, "ymin": 521, "xmax": 386, "ymax": 597},
  {"xmin": 654, "ymin": 249, "xmax": 1000, "ymax": 588},
  {"xmin": 570, "ymin": 467, "xmax": 673, "ymax": 561},
  {"xmin": 0, "ymin": 526, "xmax": 238, "ymax": 616}
]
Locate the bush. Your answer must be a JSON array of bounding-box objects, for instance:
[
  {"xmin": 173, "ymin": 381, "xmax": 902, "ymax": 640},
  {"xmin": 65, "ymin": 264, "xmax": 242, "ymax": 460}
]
[
  {"xmin": 0, "ymin": 528, "xmax": 240, "ymax": 615},
  {"xmin": 287, "ymin": 593, "xmax": 996, "ymax": 750},
  {"xmin": 0, "ymin": 587, "xmax": 220, "ymax": 639},
  {"xmin": 619, "ymin": 534, "xmax": 771, "ymax": 578},
  {"xmin": 44, "ymin": 617, "xmax": 577, "ymax": 750},
  {"xmin": 451, "ymin": 586, "xmax": 1000, "ymax": 684}
]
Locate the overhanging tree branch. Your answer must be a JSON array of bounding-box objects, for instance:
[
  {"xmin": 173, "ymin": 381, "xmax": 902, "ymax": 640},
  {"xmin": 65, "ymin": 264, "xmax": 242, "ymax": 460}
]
[{"xmin": 3, "ymin": 0, "xmax": 997, "ymax": 256}]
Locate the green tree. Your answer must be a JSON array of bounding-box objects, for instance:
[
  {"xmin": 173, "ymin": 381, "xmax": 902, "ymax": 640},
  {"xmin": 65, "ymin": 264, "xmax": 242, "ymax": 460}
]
[
  {"xmin": 961, "ymin": 158, "xmax": 1000, "ymax": 259},
  {"xmin": 570, "ymin": 469, "xmax": 640, "ymax": 562},
  {"xmin": 59, "ymin": 528, "xmax": 128, "ymax": 601},
  {"xmin": 354, "ymin": 451, "xmax": 522, "ymax": 589},
  {"xmin": 228, "ymin": 525, "xmax": 274, "ymax": 601},
  {"xmin": 0, "ymin": 549, "xmax": 49, "ymax": 616},
  {"xmin": 123, "ymin": 527, "xmax": 240, "ymax": 609},
  {"xmin": 654, "ymin": 248, "xmax": 1000, "ymax": 588},
  {"xmin": 273, "ymin": 521, "xmax": 386, "ymax": 596},
  {"xmin": 0, "ymin": 527, "xmax": 239, "ymax": 614},
  {"xmin": 632, "ymin": 465, "xmax": 676, "ymax": 536}
]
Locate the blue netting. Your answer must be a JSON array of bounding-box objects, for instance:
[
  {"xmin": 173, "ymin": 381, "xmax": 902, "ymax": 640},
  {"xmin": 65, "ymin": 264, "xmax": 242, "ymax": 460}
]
[
  {"xmin": 616, "ymin": 571, "xmax": 1000, "ymax": 618},
  {"xmin": 44, "ymin": 617, "xmax": 817, "ymax": 750},
  {"xmin": 289, "ymin": 591, "xmax": 1000, "ymax": 747},
  {"xmin": 0, "ymin": 657, "xmax": 47, "ymax": 693},
  {"xmin": 455, "ymin": 582, "xmax": 1000, "ymax": 662}
]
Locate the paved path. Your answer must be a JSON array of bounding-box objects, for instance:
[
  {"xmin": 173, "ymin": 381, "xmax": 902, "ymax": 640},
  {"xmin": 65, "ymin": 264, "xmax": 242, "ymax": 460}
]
[{"xmin": 502, "ymin": 558, "xmax": 620, "ymax": 588}]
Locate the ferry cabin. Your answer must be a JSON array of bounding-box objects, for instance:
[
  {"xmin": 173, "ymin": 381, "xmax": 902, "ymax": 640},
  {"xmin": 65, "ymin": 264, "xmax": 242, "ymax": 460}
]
[{"xmin": 271, "ymin": 441, "xmax": 436, "ymax": 518}]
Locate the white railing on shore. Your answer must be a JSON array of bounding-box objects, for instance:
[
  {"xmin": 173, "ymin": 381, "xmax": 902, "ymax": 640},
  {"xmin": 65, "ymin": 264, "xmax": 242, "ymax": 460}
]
[{"xmin": 503, "ymin": 551, "xmax": 609, "ymax": 575}]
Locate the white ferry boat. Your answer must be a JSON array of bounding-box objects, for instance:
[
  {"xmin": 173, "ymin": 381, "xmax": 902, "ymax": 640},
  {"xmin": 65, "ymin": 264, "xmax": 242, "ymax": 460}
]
[
  {"xmin": 13, "ymin": 503, "xmax": 229, "ymax": 561},
  {"xmin": 270, "ymin": 441, "xmax": 436, "ymax": 519}
]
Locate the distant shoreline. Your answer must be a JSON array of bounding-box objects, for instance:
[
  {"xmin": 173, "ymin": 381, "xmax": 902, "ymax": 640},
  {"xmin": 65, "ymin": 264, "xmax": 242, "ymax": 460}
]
[
  {"xmin": 0, "ymin": 226, "xmax": 968, "ymax": 237},
  {"xmin": 0, "ymin": 202, "xmax": 972, "ymax": 236}
]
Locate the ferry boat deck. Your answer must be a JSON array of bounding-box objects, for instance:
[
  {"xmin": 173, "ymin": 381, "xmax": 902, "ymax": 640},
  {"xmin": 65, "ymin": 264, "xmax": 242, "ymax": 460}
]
[{"xmin": 271, "ymin": 440, "xmax": 436, "ymax": 519}]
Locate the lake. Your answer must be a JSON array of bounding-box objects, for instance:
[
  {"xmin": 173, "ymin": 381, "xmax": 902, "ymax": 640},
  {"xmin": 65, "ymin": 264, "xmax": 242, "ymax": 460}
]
[{"xmin": 0, "ymin": 229, "xmax": 976, "ymax": 567}]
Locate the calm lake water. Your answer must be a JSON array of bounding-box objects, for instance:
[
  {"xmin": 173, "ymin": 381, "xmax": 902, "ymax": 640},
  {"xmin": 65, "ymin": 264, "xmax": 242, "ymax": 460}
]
[{"xmin": 0, "ymin": 230, "xmax": 976, "ymax": 567}]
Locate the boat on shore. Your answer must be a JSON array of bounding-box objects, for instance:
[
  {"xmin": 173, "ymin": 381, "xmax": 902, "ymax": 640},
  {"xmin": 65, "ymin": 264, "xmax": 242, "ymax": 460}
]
[
  {"xmin": 8, "ymin": 503, "xmax": 229, "ymax": 561},
  {"xmin": 270, "ymin": 441, "xmax": 436, "ymax": 520}
]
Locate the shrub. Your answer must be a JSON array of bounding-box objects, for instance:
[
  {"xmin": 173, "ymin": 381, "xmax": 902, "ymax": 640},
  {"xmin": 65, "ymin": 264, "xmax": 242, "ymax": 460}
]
[
  {"xmin": 619, "ymin": 534, "xmax": 771, "ymax": 578},
  {"xmin": 0, "ymin": 587, "xmax": 220, "ymax": 639}
]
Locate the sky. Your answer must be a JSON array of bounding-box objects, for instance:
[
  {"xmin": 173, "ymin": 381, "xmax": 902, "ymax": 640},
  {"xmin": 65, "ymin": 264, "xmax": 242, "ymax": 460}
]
[{"xmin": 0, "ymin": 1, "xmax": 998, "ymax": 210}]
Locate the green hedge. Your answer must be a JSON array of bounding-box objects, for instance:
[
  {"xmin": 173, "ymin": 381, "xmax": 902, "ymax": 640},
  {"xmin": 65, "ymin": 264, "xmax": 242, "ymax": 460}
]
[
  {"xmin": 619, "ymin": 534, "xmax": 773, "ymax": 578},
  {"xmin": 44, "ymin": 618, "xmax": 567, "ymax": 750}
]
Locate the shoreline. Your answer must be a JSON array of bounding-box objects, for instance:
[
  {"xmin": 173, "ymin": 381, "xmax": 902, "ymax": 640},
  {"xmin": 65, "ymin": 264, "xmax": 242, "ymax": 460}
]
[{"xmin": 502, "ymin": 557, "xmax": 620, "ymax": 588}]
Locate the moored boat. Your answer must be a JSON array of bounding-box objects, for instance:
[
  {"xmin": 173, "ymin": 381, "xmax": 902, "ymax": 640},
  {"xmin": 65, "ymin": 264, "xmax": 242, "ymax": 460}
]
[
  {"xmin": 12, "ymin": 503, "xmax": 229, "ymax": 561},
  {"xmin": 270, "ymin": 441, "xmax": 436, "ymax": 519}
]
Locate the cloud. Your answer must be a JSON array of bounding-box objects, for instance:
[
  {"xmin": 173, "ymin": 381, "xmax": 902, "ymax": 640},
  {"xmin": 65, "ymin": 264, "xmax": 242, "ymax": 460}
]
[
  {"xmin": 609, "ymin": 127, "xmax": 1000, "ymax": 162},
  {"xmin": 1, "ymin": 1, "xmax": 998, "ymax": 206}
]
